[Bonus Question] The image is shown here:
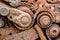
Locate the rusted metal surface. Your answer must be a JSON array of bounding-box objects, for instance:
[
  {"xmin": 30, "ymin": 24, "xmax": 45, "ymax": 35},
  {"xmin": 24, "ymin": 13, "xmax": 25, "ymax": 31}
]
[
  {"xmin": 2, "ymin": 28, "xmax": 38, "ymax": 40},
  {"xmin": 0, "ymin": 0, "xmax": 60, "ymax": 40},
  {"xmin": 34, "ymin": 24, "xmax": 47, "ymax": 40},
  {"xmin": 56, "ymin": 36, "xmax": 60, "ymax": 40},
  {"xmin": 46, "ymin": 24, "xmax": 60, "ymax": 38},
  {"xmin": 0, "ymin": 6, "xmax": 9, "ymax": 16},
  {"xmin": 36, "ymin": 5, "xmax": 53, "ymax": 28}
]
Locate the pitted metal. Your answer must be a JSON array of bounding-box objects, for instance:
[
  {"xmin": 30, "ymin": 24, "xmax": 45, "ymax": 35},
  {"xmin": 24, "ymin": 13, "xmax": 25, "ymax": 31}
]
[
  {"xmin": 56, "ymin": 36, "xmax": 60, "ymax": 40},
  {"xmin": 36, "ymin": 6, "xmax": 53, "ymax": 28},
  {"xmin": 0, "ymin": 0, "xmax": 60, "ymax": 40},
  {"xmin": 7, "ymin": 8, "xmax": 34, "ymax": 30},
  {"xmin": 46, "ymin": 24, "xmax": 60, "ymax": 38}
]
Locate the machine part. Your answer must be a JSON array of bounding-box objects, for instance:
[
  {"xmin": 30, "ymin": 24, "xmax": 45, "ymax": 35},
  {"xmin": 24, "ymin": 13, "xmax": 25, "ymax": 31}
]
[
  {"xmin": 8, "ymin": 8, "xmax": 34, "ymax": 30},
  {"xmin": 0, "ymin": 18, "xmax": 5, "ymax": 28},
  {"xmin": 9, "ymin": 0, "xmax": 20, "ymax": 7},
  {"xmin": 34, "ymin": 24, "xmax": 47, "ymax": 40},
  {"xmin": 18, "ymin": 2, "xmax": 38, "ymax": 11},
  {"xmin": 3, "ymin": 0, "xmax": 21, "ymax": 7},
  {"xmin": 49, "ymin": 24, "xmax": 60, "ymax": 38},
  {"xmin": 15, "ymin": 6, "xmax": 35, "ymax": 30},
  {"xmin": 46, "ymin": 0, "xmax": 60, "ymax": 8},
  {"xmin": 37, "ymin": 11, "xmax": 52, "ymax": 28},
  {"xmin": 44, "ymin": 3, "xmax": 51, "ymax": 8},
  {"xmin": 3, "ymin": 0, "xmax": 38, "ymax": 11},
  {"xmin": 55, "ymin": 15, "xmax": 60, "ymax": 23},
  {"xmin": 46, "ymin": 24, "xmax": 60, "ymax": 38},
  {"xmin": 56, "ymin": 36, "xmax": 60, "ymax": 40},
  {"xmin": 53, "ymin": 7, "xmax": 60, "ymax": 23},
  {"xmin": 35, "ymin": 5, "xmax": 54, "ymax": 28},
  {"xmin": 0, "ymin": 6, "xmax": 9, "ymax": 16},
  {"xmin": 46, "ymin": 0, "xmax": 58, "ymax": 4},
  {"xmin": 17, "ymin": 6, "xmax": 33, "ymax": 14},
  {"xmin": 3, "ymin": 28, "xmax": 38, "ymax": 40},
  {"xmin": 3, "ymin": 0, "xmax": 34, "ymax": 3}
]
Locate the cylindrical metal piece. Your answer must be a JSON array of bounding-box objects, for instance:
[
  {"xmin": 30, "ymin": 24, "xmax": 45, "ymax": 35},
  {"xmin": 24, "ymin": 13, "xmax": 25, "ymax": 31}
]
[
  {"xmin": 8, "ymin": 7, "xmax": 34, "ymax": 30},
  {"xmin": 0, "ymin": 6, "xmax": 9, "ymax": 16},
  {"xmin": 9, "ymin": 0, "xmax": 20, "ymax": 7},
  {"xmin": 34, "ymin": 24, "xmax": 47, "ymax": 40},
  {"xmin": 40, "ymin": 15, "xmax": 50, "ymax": 27},
  {"xmin": 46, "ymin": 24, "xmax": 60, "ymax": 38},
  {"xmin": 37, "ymin": 11, "xmax": 52, "ymax": 28}
]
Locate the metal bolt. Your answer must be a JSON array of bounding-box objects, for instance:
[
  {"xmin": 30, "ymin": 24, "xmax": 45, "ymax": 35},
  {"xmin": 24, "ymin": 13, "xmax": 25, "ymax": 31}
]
[
  {"xmin": 17, "ymin": 13, "xmax": 32, "ymax": 28},
  {"xmin": 49, "ymin": 24, "xmax": 60, "ymax": 38},
  {"xmin": 40, "ymin": 15, "xmax": 50, "ymax": 26},
  {"xmin": 21, "ymin": 16, "xmax": 29, "ymax": 25},
  {"xmin": 37, "ymin": 12, "xmax": 52, "ymax": 28}
]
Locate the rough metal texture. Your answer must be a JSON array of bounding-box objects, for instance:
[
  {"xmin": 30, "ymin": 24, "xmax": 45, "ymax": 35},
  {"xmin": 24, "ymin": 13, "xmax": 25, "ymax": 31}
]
[
  {"xmin": 2, "ymin": 28, "xmax": 38, "ymax": 40},
  {"xmin": 0, "ymin": 0, "xmax": 60, "ymax": 40},
  {"xmin": 34, "ymin": 24, "xmax": 47, "ymax": 40}
]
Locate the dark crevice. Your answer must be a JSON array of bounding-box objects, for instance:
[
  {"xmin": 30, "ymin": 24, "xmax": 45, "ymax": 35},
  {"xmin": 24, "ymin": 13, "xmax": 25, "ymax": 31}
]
[
  {"xmin": 21, "ymin": 0, "xmax": 28, "ymax": 2},
  {"xmin": 9, "ymin": 33, "xmax": 12, "ymax": 35},
  {"xmin": 34, "ymin": 0, "xmax": 37, "ymax": 2},
  {"xmin": 0, "ymin": 34, "xmax": 2, "ymax": 36}
]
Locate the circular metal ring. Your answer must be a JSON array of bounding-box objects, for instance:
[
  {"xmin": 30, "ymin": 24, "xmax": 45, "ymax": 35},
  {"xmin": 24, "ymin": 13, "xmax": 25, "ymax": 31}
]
[{"xmin": 37, "ymin": 11, "xmax": 53, "ymax": 28}]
